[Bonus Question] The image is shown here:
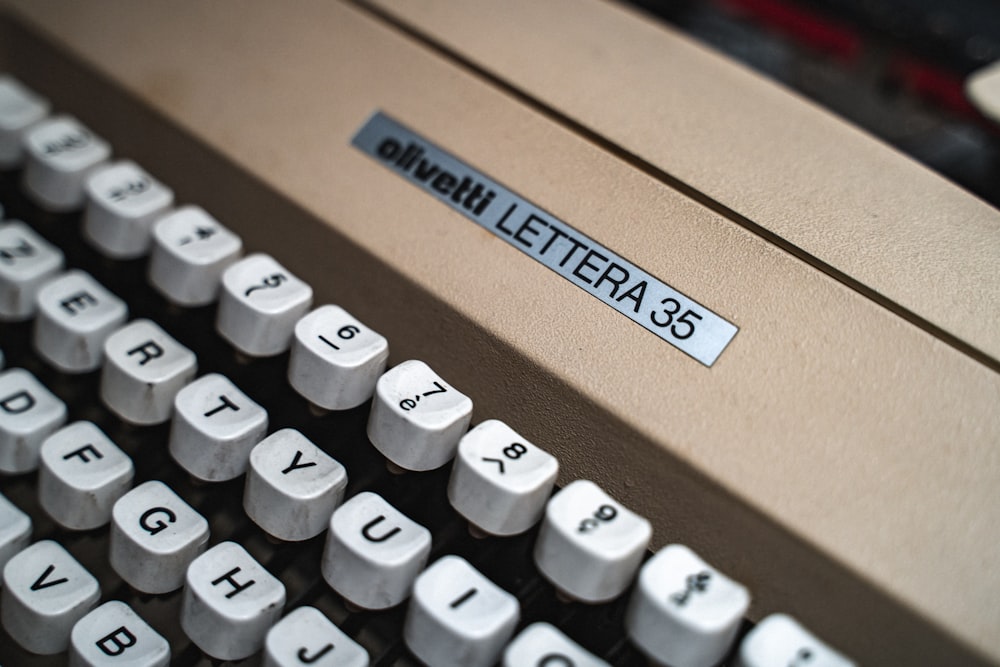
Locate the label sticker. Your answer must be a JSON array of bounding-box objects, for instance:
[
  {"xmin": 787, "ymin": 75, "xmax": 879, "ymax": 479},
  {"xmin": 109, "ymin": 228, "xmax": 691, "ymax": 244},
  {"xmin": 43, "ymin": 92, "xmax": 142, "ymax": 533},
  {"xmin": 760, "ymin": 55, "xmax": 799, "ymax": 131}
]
[{"xmin": 352, "ymin": 112, "xmax": 737, "ymax": 366}]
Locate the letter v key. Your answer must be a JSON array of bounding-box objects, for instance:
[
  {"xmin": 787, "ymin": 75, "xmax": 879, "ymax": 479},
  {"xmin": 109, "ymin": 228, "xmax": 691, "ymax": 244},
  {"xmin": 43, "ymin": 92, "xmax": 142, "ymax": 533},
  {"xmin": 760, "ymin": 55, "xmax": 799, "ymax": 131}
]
[{"xmin": 31, "ymin": 563, "xmax": 68, "ymax": 590}]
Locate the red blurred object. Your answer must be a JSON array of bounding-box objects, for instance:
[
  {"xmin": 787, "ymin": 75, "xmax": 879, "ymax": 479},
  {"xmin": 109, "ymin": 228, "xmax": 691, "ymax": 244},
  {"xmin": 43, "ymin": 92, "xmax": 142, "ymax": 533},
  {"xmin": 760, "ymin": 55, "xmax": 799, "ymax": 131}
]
[{"xmin": 715, "ymin": 0, "xmax": 862, "ymax": 60}]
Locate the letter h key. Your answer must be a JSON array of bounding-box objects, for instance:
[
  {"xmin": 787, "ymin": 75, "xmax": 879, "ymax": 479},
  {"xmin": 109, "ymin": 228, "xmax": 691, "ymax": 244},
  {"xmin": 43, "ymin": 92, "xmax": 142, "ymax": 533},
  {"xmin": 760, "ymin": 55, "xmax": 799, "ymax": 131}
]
[{"xmin": 181, "ymin": 541, "xmax": 286, "ymax": 661}]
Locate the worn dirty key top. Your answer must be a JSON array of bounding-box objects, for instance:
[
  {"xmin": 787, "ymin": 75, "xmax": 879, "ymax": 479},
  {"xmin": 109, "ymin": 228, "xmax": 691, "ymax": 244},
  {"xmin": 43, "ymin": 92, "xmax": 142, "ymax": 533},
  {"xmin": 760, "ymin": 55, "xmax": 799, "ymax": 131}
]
[
  {"xmin": 263, "ymin": 606, "xmax": 369, "ymax": 667},
  {"xmin": 69, "ymin": 600, "xmax": 171, "ymax": 667},
  {"xmin": 180, "ymin": 540, "xmax": 286, "ymax": 661},
  {"xmin": 100, "ymin": 318, "xmax": 197, "ymax": 425},
  {"xmin": 0, "ymin": 367, "xmax": 67, "ymax": 473},
  {"xmin": 33, "ymin": 269, "xmax": 128, "ymax": 373},
  {"xmin": 22, "ymin": 114, "xmax": 111, "ymax": 211},
  {"xmin": 1, "ymin": 539, "xmax": 100, "ymax": 655},
  {"xmin": 0, "ymin": 220, "xmax": 64, "ymax": 321},
  {"xmin": 109, "ymin": 480, "xmax": 210, "ymax": 595},
  {"xmin": 367, "ymin": 359, "xmax": 473, "ymax": 471},
  {"xmin": 321, "ymin": 490, "xmax": 431, "ymax": 611},
  {"xmin": 83, "ymin": 160, "xmax": 174, "ymax": 260}
]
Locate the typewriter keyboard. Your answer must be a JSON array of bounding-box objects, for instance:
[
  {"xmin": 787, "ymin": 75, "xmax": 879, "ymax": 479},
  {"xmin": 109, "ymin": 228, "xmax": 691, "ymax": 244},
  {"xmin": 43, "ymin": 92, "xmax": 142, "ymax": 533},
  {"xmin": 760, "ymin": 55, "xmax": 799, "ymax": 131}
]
[{"xmin": 0, "ymin": 75, "xmax": 854, "ymax": 667}]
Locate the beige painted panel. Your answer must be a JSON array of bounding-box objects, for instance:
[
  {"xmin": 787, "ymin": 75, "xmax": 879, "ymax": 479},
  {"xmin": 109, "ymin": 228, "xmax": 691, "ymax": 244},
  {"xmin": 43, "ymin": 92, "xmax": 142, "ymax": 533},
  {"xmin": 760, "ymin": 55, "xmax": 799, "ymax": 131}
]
[
  {"xmin": 0, "ymin": 1, "xmax": 997, "ymax": 665},
  {"xmin": 364, "ymin": 0, "xmax": 1000, "ymax": 369}
]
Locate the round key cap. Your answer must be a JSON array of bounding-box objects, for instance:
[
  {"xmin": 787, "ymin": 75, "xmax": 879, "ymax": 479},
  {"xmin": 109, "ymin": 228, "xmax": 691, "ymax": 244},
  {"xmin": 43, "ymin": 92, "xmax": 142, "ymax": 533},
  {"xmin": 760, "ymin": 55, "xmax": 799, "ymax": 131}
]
[
  {"xmin": 148, "ymin": 205, "xmax": 242, "ymax": 306},
  {"xmin": 367, "ymin": 359, "xmax": 473, "ymax": 471},
  {"xmin": 100, "ymin": 319, "xmax": 197, "ymax": 425},
  {"xmin": 69, "ymin": 600, "xmax": 170, "ymax": 667},
  {"xmin": 0, "ymin": 220, "xmax": 64, "ymax": 321},
  {"xmin": 447, "ymin": 419, "xmax": 558, "ymax": 536},
  {"xmin": 109, "ymin": 480, "xmax": 209, "ymax": 594},
  {"xmin": 533, "ymin": 479, "xmax": 651, "ymax": 603},
  {"xmin": 38, "ymin": 421, "xmax": 134, "ymax": 530},
  {"xmin": 263, "ymin": 606, "xmax": 369, "ymax": 667},
  {"xmin": 216, "ymin": 253, "xmax": 313, "ymax": 356},
  {"xmin": 321, "ymin": 491, "xmax": 431, "ymax": 610},
  {"xmin": 503, "ymin": 623, "xmax": 610, "ymax": 667},
  {"xmin": 244, "ymin": 428, "xmax": 347, "ymax": 541},
  {"xmin": 22, "ymin": 115, "xmax": 111, "ymax": 211},
  {"xmin": 1, "ymin": 540, "xmax": 100, "ymax": 654},
  {"xmin": 626, "ymin": 544, "xmax": 750, "ymax": 667},
  {"xmin": 0, "ymin": 367, "xmax": 67, "ymax": 473},
  {"xmin": 34, "ymin": 270, "xmax": 128, "ymax": 373},
  {"xmin": 181, "ymin": 541, "xmax": 286, "ymax": 661},
  {"xmin": 169, "ymin": 373, "xmax": 268, "ymax": 481},
  {"xmin": 404, "ymin": 555, "xmax": 519, "ymax": 667},
  {"xmin": 288, "ymin": 304, "xmax": 389, "ymax": 410},
  {"xmin": 83, "ymin": 160, "xmax": 174, "ymax": 259},
  {"xmin": 736, "ymin": 614, "xmax": 856, "ymax": 667}
]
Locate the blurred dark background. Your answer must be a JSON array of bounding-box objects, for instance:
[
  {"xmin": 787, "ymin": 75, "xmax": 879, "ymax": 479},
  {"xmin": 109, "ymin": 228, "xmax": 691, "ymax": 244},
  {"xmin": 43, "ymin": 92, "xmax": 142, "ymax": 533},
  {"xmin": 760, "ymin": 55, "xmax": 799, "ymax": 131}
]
[{"xmin": 627, "ymin": 0, "xmax": 1000, "ymax": 208}]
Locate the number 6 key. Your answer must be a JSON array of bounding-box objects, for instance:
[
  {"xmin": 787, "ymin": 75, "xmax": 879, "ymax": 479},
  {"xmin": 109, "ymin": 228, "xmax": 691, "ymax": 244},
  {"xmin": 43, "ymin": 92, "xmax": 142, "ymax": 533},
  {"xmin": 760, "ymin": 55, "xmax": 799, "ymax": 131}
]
[{"xmin": 367, "ymin": 360, "xmax": 472, "ymax": 471}]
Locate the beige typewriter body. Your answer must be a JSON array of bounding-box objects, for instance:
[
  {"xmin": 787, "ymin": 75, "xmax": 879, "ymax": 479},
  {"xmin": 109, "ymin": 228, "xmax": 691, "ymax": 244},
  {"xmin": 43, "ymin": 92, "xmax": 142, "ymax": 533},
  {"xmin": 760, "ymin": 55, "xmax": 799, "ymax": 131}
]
[{"xmin": 1, "ymin": 1, "xmax": 997, "ymax": 664}]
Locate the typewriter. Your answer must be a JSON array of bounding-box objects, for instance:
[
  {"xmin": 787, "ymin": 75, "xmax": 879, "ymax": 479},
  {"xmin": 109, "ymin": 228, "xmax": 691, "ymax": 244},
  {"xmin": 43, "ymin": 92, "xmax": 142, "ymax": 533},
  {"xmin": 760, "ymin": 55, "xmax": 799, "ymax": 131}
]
[{"xmin": 0, "ymin": 1, "xmax": 998, "ymax": 666}]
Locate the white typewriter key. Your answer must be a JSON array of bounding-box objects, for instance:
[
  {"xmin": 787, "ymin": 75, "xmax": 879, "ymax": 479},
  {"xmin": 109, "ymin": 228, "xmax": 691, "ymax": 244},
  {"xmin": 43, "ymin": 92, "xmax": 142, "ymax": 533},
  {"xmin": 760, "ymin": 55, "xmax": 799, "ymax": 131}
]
[
  {"xmin": 448, "ymin": 419, "xmax": 558, "ymax": 536},
  {"xmin": 288, "ymin": 305, "xmax": 389, "ymax": 410},
  {"xmin": 0, "ymin": 75, "xmax": 49, "ymax": 167},
  {"xmin": 100, "ymin": 319, "xmax": 197, "ymax": 425},
  {"xmin": 534, "ymin": 479, "xmax": 652, "ymax": 603},
  {"xmin": 216, "ymin": 253, "xmax": 313, "ymax": 356},
  {"xmin": 181, "ymin": 541, "xmax": 286, "ymax": 661},
  {"xmin": 22, "ymin": 115, "xmax": 111, "ymax": 211},
  {"xmin": 736, "ymin": 614, "xmax": 855, "ymax": 667},
  {"xmin": 245, "ymin": 428, "xmax": 347, "ymax": 541},
  {"xmin": 109, "ymin": 480, "xmax": 209, "ymax": 594},
  {"xmin": 148, "ymin": 205, "xmax": 242, "ymax": 306},
  {"xmin": 0, "ymin": 220, "xmax": 64, "ymax": 321},
  {"xmin": 38, "ymin": 421, "xmax": 134, "ymax": 530},
  {"xmin": 69, "ymin": 600, "xmax": 170, "ymax": 667},
  {"xmin": 626, "ymin": 544, "xmax": 750, "ymax": 667},
  {"xmin": 503, "ymin": 622, "xmax": 610, "ymax": 667},
  {"xmin": 0, "ymin": 367, "xmax": 67, "ymax": 473},
  {"xmin": 404, "ymin": 555, "xmax": 519, "ymax": 667},
  {"xmin": 367, "ymin": 359, "xmax": 473, "ymax": 471},
  {"xmin": 83, "ymin": 160, "xmax": 174, "ymax": 259},
  {"xmin": 263, "ymin": 606, "xmax": 369, "ymax": 667},
  {"xmin": 1, "ymin": 540, "xmax": 100, "ymax": 654},
  {"xmin": 0, "ymin": 492, "xmax": 31, "ymax": 573},
  {"xmin": 321, "ymin": 491, "xmax": 431, "ymax": 610},
  {"xmin": 34, "ymin": 270, "xmax": 128, "ymax": 373},
  {"xmin": 169, "ymin": 372, "xmax": 268, "ymax": 481}
]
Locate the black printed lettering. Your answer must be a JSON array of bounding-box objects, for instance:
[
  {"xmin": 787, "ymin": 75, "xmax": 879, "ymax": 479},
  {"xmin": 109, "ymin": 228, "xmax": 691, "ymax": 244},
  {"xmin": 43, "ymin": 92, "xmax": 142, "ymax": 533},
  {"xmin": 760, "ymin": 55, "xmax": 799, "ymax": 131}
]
[
  {"xmin": 432, "ymin": 172, "xmax": 457, "ymax": 195},
  {"xmin": 361, "ymin": 515, "xmax": 401, "ymax": 543},
  {"xmin": 0, "ymin": 390, "xmax": 34, "ymax": 414},
  {"xmin": 139, "ymin": 507, "xmax": 176, "ymax": 535},
  {"xmin": 513, "ymin": 214, "xmax": 548, "ymax": 249},
  {"xmin": 62, "ymin": 443, "xmax": 103, "ymax": 463},
  {"xmin": 60, "ymin": 291, "xmax": 97, "ymax": 315},
  {"xmin": 211, "ymin": 567, "xmax": 256, "ymax": 599},
  {"xmin": 204, "ymin": 394, "xmax": 240, "ymax": 417},
  {"xmin": 449, "ymin": 588, "xmax": 477, "ymax": 609},
  {"xmin": 96, "ymin": 626, "xmax": 137, "ymax": 656},
  {"xmin": 30, "ymin": 564, "xmax": 68, "ymax": 591},
  {"xmin": 297, "ymin": 644, "xmax": 335, "ymax": 663},
  {"xmin": 126, "ymin": 340, "xmax": 163, "ymax": 366},
  {"xmin": 593, "ymin": 262, "xmax": 630, "ymax": 299},
  {"xmin": 282, "ymin": 450, "xmax": 317, "ymax": 475},
  {"xmin": 572, "ymin": 249, "xmax": 609, "ymax": 285}
]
